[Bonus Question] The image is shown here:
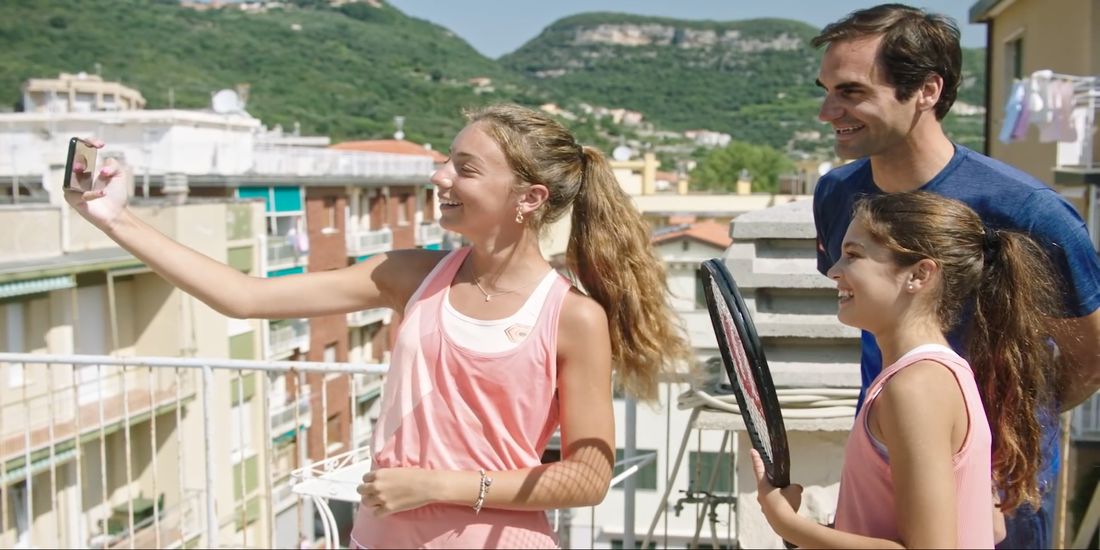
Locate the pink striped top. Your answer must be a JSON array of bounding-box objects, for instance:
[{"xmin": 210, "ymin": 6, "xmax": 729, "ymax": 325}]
[
  {"xmin": 834, "ymin": 347, "xmax": 994, "ymax": 548},
  {"xmin": 351, "ymin": 248, "xmax": 570, "ymax": 549}
]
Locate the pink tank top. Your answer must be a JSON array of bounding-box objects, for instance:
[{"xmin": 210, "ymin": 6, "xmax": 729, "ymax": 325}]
[
  {"xmin": 351, "ymin": 248, "xmax": 570, "ymax": 549},
  {"xmin": 834, "ymin": 348, "xmax": 994, "ymax": 548}
]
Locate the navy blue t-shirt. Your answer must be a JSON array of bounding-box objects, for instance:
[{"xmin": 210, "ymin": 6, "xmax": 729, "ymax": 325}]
[{"xmin": 813, "ymin": 144, "xmax": 1100, "ymax": 544}]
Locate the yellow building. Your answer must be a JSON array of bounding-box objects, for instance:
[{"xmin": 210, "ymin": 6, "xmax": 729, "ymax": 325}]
[{"xmin": 970, "ymin": 0, "xmax": 1100, "ymax": 242}]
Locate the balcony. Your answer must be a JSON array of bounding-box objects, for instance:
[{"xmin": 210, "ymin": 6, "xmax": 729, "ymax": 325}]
[
  {"xmin": 268, "ymin": 318, "xmax": 309, "ymax": 359},
  {"xmin": 346, "ymin": 308, "xmax": 391, "ymax": 328},
  {"xmin": 251, "ymin": 146, "xmax": 433, "ymax": 179},
  {"xmin": 345, "ymin": 227, "xmax": 393, "ymax": 258},
  {"xmin": 415, "ymin": 222, "xmax": 443, "ymax": 248},
  {"xmin": 270, "ymin": 390, "xmax": 312, "ymax": 439},
  {"xmin": 265, "ymin": 237, "xmax": 305, "ymax": 273}
]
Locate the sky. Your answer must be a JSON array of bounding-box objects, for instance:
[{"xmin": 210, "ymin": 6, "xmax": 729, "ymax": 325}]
[{"xmin": 386, "ymin": 0, "xmax": 987, "ymax": 59}]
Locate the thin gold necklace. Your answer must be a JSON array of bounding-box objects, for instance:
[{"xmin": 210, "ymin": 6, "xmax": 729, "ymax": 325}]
[{"xmin": 472, "ymin": 278, "xmax": 513, "ymax": 302}]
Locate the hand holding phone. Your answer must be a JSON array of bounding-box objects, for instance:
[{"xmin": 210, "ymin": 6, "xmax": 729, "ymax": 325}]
[
  {"xmin": 62, "ymin": 138, "xmax": 128, "ymax": 229},
  {"xmin": 64, "ymin": 137, "xmax": 98, "ymax": 193}
]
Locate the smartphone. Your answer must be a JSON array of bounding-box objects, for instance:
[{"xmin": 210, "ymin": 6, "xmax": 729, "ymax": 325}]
[{"xmin": 63, "ymin": 137, "xmax": 97, "ymax": 193}]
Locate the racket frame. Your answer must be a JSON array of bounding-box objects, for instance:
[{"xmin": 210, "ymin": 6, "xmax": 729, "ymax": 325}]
[{"xmin": 699, "ymin": 258, "xmax": 791, "ymax": 488}]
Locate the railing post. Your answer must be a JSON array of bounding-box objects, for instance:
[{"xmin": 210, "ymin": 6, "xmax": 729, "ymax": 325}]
[
  {"xmin": 202, "ymin": 365, "xmax": 219, "ymax": 548},
  {"xmin": 624, "ymin": 397, "xmax": 637, "ymax": 549}
]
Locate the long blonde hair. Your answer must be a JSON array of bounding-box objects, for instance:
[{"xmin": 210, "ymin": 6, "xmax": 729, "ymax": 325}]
[{"xmin": 467, "ymin": 104, "xmax": 690, "ymax": 400}]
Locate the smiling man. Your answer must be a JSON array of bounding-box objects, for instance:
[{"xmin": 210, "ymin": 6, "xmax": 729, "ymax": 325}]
[{"xmin": 810, "ymin": 4, "xmax": 1100, "ymax": 549}]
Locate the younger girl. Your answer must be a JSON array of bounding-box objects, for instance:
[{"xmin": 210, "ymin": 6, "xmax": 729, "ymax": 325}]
[{"xmin": 752, "ymin": 191, "xmax": 1058, "ymax": 548}]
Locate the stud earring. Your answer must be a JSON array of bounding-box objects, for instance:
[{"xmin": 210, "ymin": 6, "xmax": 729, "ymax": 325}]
[
  {"xmin": 515, "ymin": 207, "xmax": 525, "ymax": 224},
  {"xmin": 907, "ymin": 283, "xmax": 914, "ymax": 291}
]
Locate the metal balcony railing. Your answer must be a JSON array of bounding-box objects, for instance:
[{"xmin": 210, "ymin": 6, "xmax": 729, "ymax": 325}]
[
  {"xmin": 0, "ymin": 352, "xmax": 728, "ymax": 549},
  {"xmin": 345, "ymin": 228, "xmax": 393, "ymax": 258},
  {"xmin": 265, "ymin": 238, "xmax": 303, "ymax": 272},
  {"xmin": 0, "ymin": 352, "xmax": 387, "ymax": 549},
  {"xmin": 268, "ymin": 319, "xmax": 309, "ymax": 359},
  {"xmin": 346, "ymin": 308, "xmax": 391, "ymax": 328},
  {"xmin": 415, "ymin": 222, "xmax": 443, "ymax": 246},
  {"xmin": 251, "ymin": 146, "xmax": 433, "ymax": 179}
]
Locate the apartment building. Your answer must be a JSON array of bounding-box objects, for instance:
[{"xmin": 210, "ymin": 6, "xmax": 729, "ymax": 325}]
[
  {"xmin": 21, "ymin": 73, "xmax": 146, "ymax": 114},
  {"xmin": 0, "ymin": 192, "xmax": 270, "ymax": 547}
]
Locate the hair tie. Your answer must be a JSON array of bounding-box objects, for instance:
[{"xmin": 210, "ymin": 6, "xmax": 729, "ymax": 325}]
[{"xmin": 982, "ymin": 228, "xmax": 1001, "ymax": 261}]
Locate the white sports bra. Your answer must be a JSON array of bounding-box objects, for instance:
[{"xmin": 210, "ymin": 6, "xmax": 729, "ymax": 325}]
[{"xmin": 442, "ymin": 270, "xmax": 559, "ymax": 353}]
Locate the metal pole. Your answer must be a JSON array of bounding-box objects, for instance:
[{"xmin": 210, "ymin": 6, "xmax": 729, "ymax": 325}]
[
  {"xmin": 624, "ymin": 397, "xmax": 637, "ymax": 549},
  {"xmin": 202, "ymin": 365, "xmax": 218, "ymax": 548}
]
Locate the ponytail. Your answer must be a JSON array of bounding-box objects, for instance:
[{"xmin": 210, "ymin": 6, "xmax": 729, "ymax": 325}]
[
  {"xmin": 466, "ymin": 104, "xmax": 690, "ymax": 402},
  {"xmin": 969, "ymin": 230, "xmax": 1060, "ymax": 513},
  {"xmin": 568, "ymin": 147, "xmax": 690, "ymax": 400}
]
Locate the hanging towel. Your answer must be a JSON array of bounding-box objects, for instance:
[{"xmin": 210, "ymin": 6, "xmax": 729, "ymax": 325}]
[
  {"xmin": 1042, "ymin": 80, "xmax": 1079, "ymax": 143},
  {"xmin": 999, "ymin": 79, "xmax": 1028, "ymax": 143}
]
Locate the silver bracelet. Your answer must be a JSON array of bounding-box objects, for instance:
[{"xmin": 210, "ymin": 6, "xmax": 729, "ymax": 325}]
[{"xmin": 472, "ymin": 469, "xmax": 492, "ymax": 514}]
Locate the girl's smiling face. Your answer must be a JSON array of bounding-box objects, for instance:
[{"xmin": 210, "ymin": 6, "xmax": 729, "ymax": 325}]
[
  {"xmin": 430, "ymin": 123, "xmax": 522, "ymax": 237},
  {"xmin": 826, "ymin": 217, "xmax": 913, "ymax": 333}
]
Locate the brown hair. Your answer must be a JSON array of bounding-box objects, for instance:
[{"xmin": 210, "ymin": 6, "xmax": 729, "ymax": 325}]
[
  {"xmin": 853, "ymin": 191, "xmax": 1060, "ymax": 513},
  {"xmin": 812, "ymin": 3, "xmax": 962, "ymax": 120},
  {"xmin": 466, "ymin": 104, "xmax": 690, "ymax": 400}
]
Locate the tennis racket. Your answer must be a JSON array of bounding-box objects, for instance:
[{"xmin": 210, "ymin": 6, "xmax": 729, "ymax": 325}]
[{"xmin": 699, "ymin": 258, "xmax": 790, "ymax": 488}]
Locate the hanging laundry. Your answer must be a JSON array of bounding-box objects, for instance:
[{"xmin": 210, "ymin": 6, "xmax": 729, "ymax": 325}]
[
  {"xmin": 999, "ymin": 79, "xmax": 1028, "ymax": 144},
  {"xmin": 1041, "ymin": 79, "xmax": 1079, "ymax": 143}
]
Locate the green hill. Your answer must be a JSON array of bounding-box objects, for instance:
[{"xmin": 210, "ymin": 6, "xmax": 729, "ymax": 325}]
[
  {"xmin": 0, "ymin": 0, "xmax": 544, "ymax": 147},
  {"xmin": 502, "ymin": 12, "xmax": 985, "ymax": 152},
  {"xmin": 0, "ymin": 2, "xmax": 985, "ymax": 155}
]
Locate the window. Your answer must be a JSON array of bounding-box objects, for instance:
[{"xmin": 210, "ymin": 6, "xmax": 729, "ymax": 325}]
[
  {"xmin": 238, "ymin": 186, "xmax": 304, "ymax": 239},
  {"xmin": 3, "ymin": 303, "xmax": 25, "ymax": 387},
  {"xmin": 688, "ymin": 450, "xmax": 735, "ymax": 493},
  {"xmin": 694, "ymin": 271, "xmax": 708, "ymax": 309},
  {"xmin": 230, "ymin": 400, "xmax": 254, "ymax": 460},
  {"xmin": 397, "ymin": 194, "xmax": 410, "ymax": 225},
  {"xmin": 613, "ymin": 448, "xmax": 658, "ymax": 491},
  {"xmin": 323, "ymin": 197, "xmax": 337, "ymax": 233},
  {"xmin": 1004, "ymin": 34, "xmax": 1024, "ymax": 93},
  {"xmin": 326, "ymin": 413, "xmax": 344, "ymax": 452}
]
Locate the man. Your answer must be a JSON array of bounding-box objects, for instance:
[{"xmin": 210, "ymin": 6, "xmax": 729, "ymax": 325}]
[{"xmin": 811, "ymin": 4, "xmax": 1100, "ymax": 548}]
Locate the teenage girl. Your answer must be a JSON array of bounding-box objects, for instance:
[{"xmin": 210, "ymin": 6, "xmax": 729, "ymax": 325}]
[{"xmin": 66, "ymin": 104, "xmax": 690, "ymax": 548}]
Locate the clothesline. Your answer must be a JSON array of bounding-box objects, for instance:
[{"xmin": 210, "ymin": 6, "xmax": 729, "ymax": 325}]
[{"xmin": 999, "ymin": 70, "xmax": 1096, "ymax": 145}]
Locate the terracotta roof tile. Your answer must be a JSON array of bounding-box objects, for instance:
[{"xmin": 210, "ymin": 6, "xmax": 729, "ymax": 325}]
[
  {"xmin": 652, "ymin": 220, "xmax": 731, "ymax": 249},
  {"xmin": 330, "ymin": 139, "xmax": 448, "ymax": 163}
]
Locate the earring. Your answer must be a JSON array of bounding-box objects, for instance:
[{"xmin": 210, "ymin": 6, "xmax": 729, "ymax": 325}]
[
  {"xmin": 907, "ymin": 283, "xmax": 914, "ymax": 291},
  {"xmin": 515, "ymin": 207, "xmax": 525, "ymax": 224}
]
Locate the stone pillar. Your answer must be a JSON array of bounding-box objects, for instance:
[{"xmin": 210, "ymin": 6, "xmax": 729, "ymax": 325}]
[{"xmin": 722, "ymin": 199, "xmax": 861, "ymax": 548}]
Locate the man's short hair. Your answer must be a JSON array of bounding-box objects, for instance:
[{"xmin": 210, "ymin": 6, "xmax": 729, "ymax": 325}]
[{"xmin": 812, "ymin": 3, "xmax": 962, "ymax": 120}]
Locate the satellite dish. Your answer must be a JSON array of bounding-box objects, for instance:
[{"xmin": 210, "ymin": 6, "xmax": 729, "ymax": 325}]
[
  {"xmin": 612, "ymin": 145, "xmax": 633, "ymax": 162},
  {"xmin": 211, "ymin": 89, "xmax": 241, "ymax": 114},
  {"xmin": 817, "ymin": 161, "xmax": 834, "ymax": 177}
]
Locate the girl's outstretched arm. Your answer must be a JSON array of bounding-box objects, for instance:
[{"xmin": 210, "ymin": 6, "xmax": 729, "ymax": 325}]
[{"xmin": 66, "ymin": 150, "xmax": 442, "ymax": 319}]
